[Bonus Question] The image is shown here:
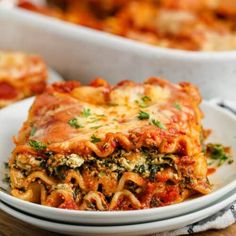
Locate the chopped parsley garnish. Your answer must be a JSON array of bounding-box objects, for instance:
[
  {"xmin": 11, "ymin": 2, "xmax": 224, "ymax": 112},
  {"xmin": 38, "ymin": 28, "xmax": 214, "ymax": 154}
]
[
  {"xmin": 91, "ymin": 134, "xmax": 101, "ymax": 143},
  {"xmin": 136, "ymin": 96, "xmax": 151, "ymax": 108},
  {"xmin": 4, "ymin": 162, "xmax": 9, "ymax": 169},
  {"xmin": 88, "ymin": 114, "xmax": 105, "ymax": 124},
  {"xmin": 98, "ymin": 171, "xmax": 106, "ymax": 177},
  {"xmin": 173, "ymin": 102, "xmax": 182, "ymax": 111},
  {"xmin": 68, "ymin": 118, "xmax": 83, "ymax": 129},
  {"xmin": 207, "ymin": 143, "xmax": 232, "ymax": 166},
  {"xmin": 90, "ymin": 125, "xmax": 103, "ymax": 130},
  {"xmin": 141, "ymin": 96, "xmax": 151, "ymax": 103},
  {"xmin": 151, "ymin": 119, "xmax": 166, "ymax": 129},
  {"xmin": 30, "ymin": 127, "xmax": 37, "ymax": 137},
  {"xmin": 88, "ymin": 118, "xmax": 100, "ymax": 123},
  {"xmin": 28, "ymin": 139, "xmax": 47, "ymax": 151},
  {"xmin": 82, "ymin": 108, "xmax": 91, "ymax": 117},
  {"xmin": 2, "ymin": 174, "xmax": 10, "ymax": 183},
  {"xmin": 138, "ymin": 111, "xmax": 150, "ymax": 120}
]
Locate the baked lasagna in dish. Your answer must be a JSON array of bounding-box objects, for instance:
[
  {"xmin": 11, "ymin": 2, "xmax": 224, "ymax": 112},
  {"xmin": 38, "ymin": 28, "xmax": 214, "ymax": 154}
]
[
  {"xmin": 0, "ymin": 51, "xmax": 47, "ymax": 108},
  {"xmin": 8, "ymin": 78, "xmax": 212, "ymax": 210},
  {"xmin": 18, "ymin": 0, "xmax": 236, "ymax": 51}
]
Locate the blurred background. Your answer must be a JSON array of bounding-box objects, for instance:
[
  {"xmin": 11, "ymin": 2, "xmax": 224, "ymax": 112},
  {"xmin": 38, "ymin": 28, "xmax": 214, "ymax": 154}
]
[{"xmin": 0, "ymin": 0, "xmax": 236, "ymax": 99}]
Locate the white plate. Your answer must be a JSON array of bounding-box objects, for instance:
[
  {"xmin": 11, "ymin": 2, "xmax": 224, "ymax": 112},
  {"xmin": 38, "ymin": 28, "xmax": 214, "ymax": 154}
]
[
  {"xmin": 47, "ymin": 68, "xmax": 63, "ymax": 83},
  {"xmin": 0, "ymin": 7, "xmax": 236, "ymax": 99},
  {"xmin": 0, "ymin": 100, "xmax": 235, "ymax": 225},
  {"xmin": 1, "ymin": 187, "xmax": 236, "ymax": 236}
]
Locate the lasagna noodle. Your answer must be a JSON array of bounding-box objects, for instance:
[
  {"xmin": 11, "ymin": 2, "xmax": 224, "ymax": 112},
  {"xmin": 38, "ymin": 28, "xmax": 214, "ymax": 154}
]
[
  {"xmin": 0, "ymin": 51, "xmax": 47, "ymax": 108},
  {"xmin": 9, "ymin": 78, "xmax": 211, "ymax": 210}
]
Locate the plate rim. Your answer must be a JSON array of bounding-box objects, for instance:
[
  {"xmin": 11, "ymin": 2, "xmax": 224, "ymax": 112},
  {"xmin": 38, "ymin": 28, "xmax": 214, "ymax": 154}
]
[
  {"xmin": 0, "ymin": 100, "xmax": 235, "ymax": 222},
  {"xmin": 1, "ymin": 186, "xmax": 236, "ymax": 234}
]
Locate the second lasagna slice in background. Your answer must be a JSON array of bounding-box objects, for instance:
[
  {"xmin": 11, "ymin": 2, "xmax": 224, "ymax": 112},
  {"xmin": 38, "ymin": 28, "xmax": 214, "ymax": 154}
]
[
  {"xmin": 9, "ymin": 77, "xmax": 211, "ymax": 210},
  {"xmin": 0, "ymin": 51, "xmax": 47, "ymax": 108}
]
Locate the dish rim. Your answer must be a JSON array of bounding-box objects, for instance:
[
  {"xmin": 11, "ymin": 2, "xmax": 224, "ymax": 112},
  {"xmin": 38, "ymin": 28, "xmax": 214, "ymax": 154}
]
[
  {"xmin": 1, "ymin": 186, "xmax": 236, "ymax": 232},
  {"xmin": 2, "ymin": 6, "xmax": 236, "ymax": 60}
]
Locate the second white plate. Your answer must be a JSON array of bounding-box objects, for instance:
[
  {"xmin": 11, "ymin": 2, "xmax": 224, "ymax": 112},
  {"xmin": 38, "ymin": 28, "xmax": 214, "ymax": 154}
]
[{"xmin": 1, "ymin": 187, "xmax": 236, "ymax": 236}]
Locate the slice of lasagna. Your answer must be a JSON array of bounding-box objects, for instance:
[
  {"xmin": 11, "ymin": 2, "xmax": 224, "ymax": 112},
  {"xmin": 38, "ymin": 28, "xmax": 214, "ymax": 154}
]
[
  {"xmin": 9, "ymin": 78, "xmax": 211, "ymax": 210},
  {"xmin": 0, "ymin": 51, "xmax": 47, "ymax": 108}
]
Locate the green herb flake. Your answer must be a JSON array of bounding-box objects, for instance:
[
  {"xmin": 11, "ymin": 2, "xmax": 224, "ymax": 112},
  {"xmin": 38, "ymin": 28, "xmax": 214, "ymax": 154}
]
[
  {"xmin": 88, "ymin": 118, "xmax": 100, "ymax": 123},
  {"xmin": 82, "ymin": 108, "xmax": 91, "ymax": 117},
  {"xmin": 207, "ymin": 143, "xmax": 232, "ymax": 166},
  {"xmin": 2, "ymin": 174, "xmax": 10, "ymax": 184},
  {"xmin": 138, "ymin": 111, "xmax": 150, "ymax": 120},
  {"xmin": 90, "ymin": 125, "xmax": 103, "ymax": 130},
  {"xmin": 68, "ymin": 118, "xmax": 83, "ymax": 129},
  {"xmin": 91, "ymin": 134, "xmax": 101, "ymax": 143},
  {"xmin": 141, "ymin": 96, "xmax": 151, "ymax": 103},
  {"xmin": 28, "ymin": 139, "xmax": 47, "ymax": 151},
  {"xmin": 207, "ymin": 160, "xmax": 214, "ymax": 166},
  {"xmin": 4, "ymin": 162, "xmax": 9, "ymax": 169},
  {"xmin": 98, "ymin": 171, "xmax": 106, "ymax": 177},
  {"xmin": 151, "ymin": 119, "xmax": 166, "ymax": 129},
  {"xmin": 136, "ymin": 96, "xmax": 151, "ymax": 108},
  {"xmin": 30, "ymin": 127, "xmax": 37, "ymax": 137},
  {"xmin": 173, "ymin": 102, "xmax": 182, "ymax": 111}
]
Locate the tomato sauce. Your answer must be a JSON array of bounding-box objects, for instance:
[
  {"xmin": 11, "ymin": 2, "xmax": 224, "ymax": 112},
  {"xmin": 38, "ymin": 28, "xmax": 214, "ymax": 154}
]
[{"xmin": 0, "ymin": 82, "xmax": 18, "ymax": 100}]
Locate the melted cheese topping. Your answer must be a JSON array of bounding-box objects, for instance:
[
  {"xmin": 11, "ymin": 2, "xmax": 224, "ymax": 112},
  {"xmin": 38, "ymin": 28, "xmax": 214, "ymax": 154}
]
[
  {"xmin": 14, "ymin": 78, "xmax": 202, "ymax": 157},
  {"xmin": 0, "ymin": 51, "xmax": 46, "ymax": 82}
]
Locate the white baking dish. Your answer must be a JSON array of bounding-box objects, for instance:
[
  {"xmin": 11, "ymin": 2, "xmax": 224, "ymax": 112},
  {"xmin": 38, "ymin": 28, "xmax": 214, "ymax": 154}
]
[{"xmin": 0, "ymin": 6, "xmax": 236, "ymax": 99}]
